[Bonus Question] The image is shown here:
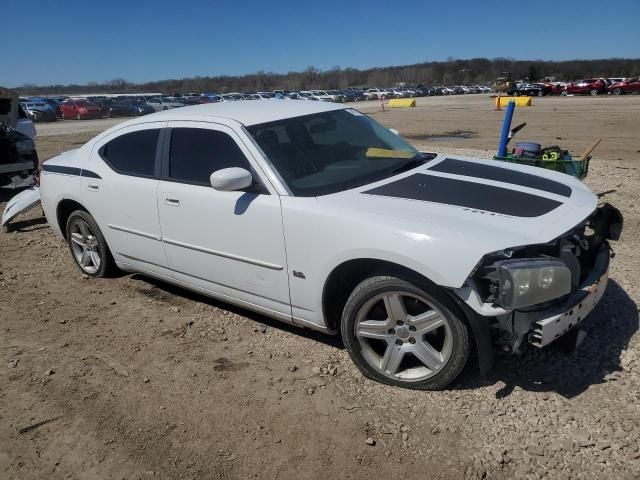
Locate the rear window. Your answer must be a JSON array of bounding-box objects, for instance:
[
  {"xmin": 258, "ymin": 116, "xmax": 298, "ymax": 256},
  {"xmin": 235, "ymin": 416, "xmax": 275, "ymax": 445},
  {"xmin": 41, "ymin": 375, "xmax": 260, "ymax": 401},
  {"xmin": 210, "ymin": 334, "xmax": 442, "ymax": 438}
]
[{"xmin": 101, "ymin": 129, "xmax": 159, "ymax": 177}]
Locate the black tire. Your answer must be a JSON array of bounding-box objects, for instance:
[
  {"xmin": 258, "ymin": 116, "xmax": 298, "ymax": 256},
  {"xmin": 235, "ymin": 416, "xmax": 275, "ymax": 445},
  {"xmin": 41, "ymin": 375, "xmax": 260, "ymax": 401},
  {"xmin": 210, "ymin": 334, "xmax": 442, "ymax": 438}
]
[
  {"xmin": 590, "ymin": 89, "xmax": 599, "ymax": 96},
  {"xmin": 613, "ymin": 88, "xmax": 623, "ymax": 95},
  {"xmin": 537, "ymin": 90, "xmax": 544, "ymax": 97},
  {"xmin": 341, "ymin": 275, "xmax": 471, "ymax": 390},
  {"xmin": 65, "ymin": 210, "xmax": 115, "ymax": 277}
]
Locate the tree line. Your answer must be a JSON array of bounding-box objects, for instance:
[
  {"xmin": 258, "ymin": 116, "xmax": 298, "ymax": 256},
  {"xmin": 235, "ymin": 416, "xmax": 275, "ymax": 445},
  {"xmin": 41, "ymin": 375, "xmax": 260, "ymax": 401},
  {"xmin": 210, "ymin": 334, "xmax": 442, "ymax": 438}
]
[{"xmin": 17, "ymin": 57, "xmax": 640, "ymax": 95}]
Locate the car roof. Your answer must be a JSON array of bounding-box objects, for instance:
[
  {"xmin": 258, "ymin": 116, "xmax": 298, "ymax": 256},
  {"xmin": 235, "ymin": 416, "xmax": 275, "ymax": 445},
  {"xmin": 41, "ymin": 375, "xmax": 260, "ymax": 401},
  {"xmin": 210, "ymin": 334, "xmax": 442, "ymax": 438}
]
[{"xmin": 138, "ymin": 99, "xmax": 347, "ymax": 126}]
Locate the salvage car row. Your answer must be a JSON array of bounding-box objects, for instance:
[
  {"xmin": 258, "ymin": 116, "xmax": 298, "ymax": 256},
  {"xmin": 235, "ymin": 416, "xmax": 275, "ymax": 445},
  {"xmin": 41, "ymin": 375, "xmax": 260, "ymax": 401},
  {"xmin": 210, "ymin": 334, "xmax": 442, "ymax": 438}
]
[
  {"xmin": 17, "ymin": 85, "xmax": 494, "ymax": 122},
  {"xmin": 507, "ymin": 77, "xmax": 640, "ymax": 97}
]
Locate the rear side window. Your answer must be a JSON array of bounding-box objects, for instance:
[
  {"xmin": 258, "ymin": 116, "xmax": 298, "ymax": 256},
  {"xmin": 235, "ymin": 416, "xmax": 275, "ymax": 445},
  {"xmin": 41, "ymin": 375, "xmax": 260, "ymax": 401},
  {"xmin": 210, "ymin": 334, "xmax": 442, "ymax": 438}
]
[
  {"xmin": 168, "ymin": 128, "xmax": 251, "ymax": 185},
  {"xmin": 101, "ymin": 129, "xmax": 159, "ymax": 176}
]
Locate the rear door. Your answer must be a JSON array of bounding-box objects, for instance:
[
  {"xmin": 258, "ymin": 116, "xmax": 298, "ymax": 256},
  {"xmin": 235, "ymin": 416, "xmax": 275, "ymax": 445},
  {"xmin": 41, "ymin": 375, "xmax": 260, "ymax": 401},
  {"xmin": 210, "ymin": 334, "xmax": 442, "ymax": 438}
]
[
  {"xmin": 156, "ymin": 121, "xmax": 292, "ymax": 320},
  {"xmin": 83, "ymin": 122, "xmax": 167, "ymax": 271}
]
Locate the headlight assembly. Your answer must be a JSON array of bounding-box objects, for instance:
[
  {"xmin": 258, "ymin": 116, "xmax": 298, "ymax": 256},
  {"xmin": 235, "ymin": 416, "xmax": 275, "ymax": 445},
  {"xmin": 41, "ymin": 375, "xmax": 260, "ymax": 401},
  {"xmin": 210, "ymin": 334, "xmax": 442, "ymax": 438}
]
[{"xmin": 496, "ymin": 258, "xmax": 571, "ymax": 309}]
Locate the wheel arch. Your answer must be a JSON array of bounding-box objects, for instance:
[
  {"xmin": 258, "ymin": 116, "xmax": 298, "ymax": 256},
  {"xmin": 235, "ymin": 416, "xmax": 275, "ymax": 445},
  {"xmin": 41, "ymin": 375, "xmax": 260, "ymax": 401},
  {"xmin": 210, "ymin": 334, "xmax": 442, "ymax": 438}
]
[
  {"xmin": 56, "ymin": 198, "xmax": 91, "ymax": 240},
  {"xmin": 322, "ymin": 258, "xmax": 442, "ymax": 332},
  {"xmin": 321, "ymin": 257, "xmax": 494, "ymax": 375}
]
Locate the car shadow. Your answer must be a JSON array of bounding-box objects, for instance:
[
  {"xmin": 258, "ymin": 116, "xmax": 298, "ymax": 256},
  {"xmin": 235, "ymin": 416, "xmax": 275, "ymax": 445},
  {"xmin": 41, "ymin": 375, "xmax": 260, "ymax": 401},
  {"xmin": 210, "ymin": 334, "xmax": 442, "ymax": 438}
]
[
  {"xmin": 233, "ymin": 192, "xmax": 259, "ymax": 215},
  {"xmin": 130, "ymin": 274, "xmax": 636, "ymax": 397},
  {"xmin": 4, "ymin": 216, "xmax": 48, "ymax": 232},
  {"xmin": 131, "ymin": 274, "xmax": 344, "ymax": 350},
  {"xmin": 455, "ymin": 279, "xmax": 638, "ymax": 398}
]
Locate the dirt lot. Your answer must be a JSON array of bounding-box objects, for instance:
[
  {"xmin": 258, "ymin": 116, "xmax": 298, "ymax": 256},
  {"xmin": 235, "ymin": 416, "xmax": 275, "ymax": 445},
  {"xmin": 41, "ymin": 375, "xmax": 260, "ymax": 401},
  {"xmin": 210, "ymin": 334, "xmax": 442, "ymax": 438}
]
[{"xmin": 1, "ymin": 95, "xmax": 639, "ymax": 480}]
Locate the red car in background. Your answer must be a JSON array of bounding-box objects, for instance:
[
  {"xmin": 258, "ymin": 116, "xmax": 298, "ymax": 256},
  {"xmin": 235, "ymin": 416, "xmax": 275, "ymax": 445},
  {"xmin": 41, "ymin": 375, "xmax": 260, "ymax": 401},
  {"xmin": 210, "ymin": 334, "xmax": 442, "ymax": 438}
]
[
  {"xmin": 59, "ymin": 99, "xmax": 101, "ymax": 120},
  {"xmin": 608, "ymin": 77, "xmax": 640, "ymax": 95},
  {"xmin": 563, "ymin": 78, "xmax": 608, "ymax": 96},
  {"xmin": 537, "ymin": 81, "xmax": 564, "ymax": 95}
]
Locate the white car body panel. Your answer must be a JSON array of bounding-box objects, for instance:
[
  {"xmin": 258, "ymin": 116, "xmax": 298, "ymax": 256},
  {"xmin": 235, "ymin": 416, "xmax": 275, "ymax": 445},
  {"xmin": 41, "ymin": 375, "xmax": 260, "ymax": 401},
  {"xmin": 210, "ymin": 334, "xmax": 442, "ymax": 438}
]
[
  {"xmin": 2, "ymin": 186, "xmax": 40, "ymax": 229},
  {"xmin": 39, "ymin": 100, "xmax": 600, "ymax": 334},
  {"xmin": 156, "ymin": 120, "xmax": 291, "ymax": 318}
]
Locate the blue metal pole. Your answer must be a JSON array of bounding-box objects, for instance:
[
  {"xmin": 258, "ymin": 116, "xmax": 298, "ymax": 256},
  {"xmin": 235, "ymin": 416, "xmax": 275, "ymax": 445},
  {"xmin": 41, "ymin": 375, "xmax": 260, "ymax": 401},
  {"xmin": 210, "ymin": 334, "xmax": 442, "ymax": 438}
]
[{"xmin": 497, "ymin": 101, "xmax": 515, "ymax": 157}]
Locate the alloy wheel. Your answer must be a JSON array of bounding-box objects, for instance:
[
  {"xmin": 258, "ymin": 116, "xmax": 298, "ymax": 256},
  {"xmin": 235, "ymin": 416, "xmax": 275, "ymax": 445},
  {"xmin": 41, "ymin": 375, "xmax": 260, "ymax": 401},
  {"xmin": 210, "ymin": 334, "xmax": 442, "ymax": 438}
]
[
  {"xmin": 354, "ymin": 291, "xmax": 453, "ymax": 382},
  {"xmin": 69, "ymin": 218, "xmax": 101, "ymax": 274}
]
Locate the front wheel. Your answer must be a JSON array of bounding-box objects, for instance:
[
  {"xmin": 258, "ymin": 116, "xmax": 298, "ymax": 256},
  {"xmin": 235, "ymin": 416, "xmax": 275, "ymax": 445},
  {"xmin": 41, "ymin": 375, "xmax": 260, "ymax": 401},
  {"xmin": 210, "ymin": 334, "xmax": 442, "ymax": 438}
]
[
  {"xmin": 613, "ymin": 88, "xmax": 623, "ymax": 95},
  {"xmin": 590, "ymin": 89, "xmax": 599, "ymax": 96},
  {"xmin": 341, "ymin": 276, "xmax": 470, "ymax": 390},
  {"xmin": 66, "ymin": 210, "xmax": 115, "ymax": 277}
]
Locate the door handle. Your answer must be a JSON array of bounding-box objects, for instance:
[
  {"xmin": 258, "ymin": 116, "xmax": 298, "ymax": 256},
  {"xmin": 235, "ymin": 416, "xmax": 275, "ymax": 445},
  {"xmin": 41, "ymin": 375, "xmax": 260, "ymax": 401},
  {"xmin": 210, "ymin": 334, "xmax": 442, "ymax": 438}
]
[
  {"xmin": 87, "ymin": 183, "xmax": 99, "ymax": 192},
  {"xmin": 165, "ymin": 196, "xmax": 180, "ymax": 206}
]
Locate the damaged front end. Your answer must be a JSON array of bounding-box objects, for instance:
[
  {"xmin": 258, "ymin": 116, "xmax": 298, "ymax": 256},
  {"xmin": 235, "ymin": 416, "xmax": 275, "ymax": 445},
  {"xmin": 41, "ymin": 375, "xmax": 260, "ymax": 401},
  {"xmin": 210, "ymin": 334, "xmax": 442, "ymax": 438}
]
[{"xmin": 456, "ymin": 203, "xmax": 623, "ymax": 354}]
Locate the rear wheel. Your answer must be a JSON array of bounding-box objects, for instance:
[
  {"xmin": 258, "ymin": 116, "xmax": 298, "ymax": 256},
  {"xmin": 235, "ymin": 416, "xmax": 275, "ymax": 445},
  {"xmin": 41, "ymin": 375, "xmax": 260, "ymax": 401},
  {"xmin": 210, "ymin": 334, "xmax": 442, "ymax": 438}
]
[
  {"xmin": 341, "ymin": 276, "xmax": 470, "ymax": 390},
  {"xmin": 65, "ymin": 210, "xmax": 115, "ymax": 277},
  {"xmin": 613, "ymin": 88, "xmax": 623, "ymax": 95},
  {"xmin": 590, "ymin": 89, "xmax": 599, "ymax": 96}
]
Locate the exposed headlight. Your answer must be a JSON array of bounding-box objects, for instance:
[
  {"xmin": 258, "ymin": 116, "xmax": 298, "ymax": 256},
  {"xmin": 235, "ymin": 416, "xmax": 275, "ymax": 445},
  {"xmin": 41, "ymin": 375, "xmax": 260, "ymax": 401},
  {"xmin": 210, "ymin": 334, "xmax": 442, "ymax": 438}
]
[{"xmin": 497, "ymin": 259, "xmax": 571, "ymax": 309}]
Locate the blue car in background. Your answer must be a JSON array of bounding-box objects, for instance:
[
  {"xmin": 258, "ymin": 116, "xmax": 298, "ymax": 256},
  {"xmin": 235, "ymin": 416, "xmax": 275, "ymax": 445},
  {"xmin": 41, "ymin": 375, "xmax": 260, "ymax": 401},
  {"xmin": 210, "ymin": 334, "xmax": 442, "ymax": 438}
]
[
  {"xmin": 20, "ymin": 101, "xmax": 57, "ymax": 122},
  {"xmin": 107, "ymin": 99, "xmax": 155, "ymax": 117}
]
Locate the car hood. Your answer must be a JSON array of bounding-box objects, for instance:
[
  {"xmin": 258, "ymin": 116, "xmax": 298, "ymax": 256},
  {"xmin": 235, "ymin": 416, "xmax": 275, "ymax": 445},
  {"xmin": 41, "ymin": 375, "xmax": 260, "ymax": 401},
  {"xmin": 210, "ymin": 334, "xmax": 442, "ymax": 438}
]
[{"xmin": 318, "ymin": 155, "xmax": 597, "ymax": 254}]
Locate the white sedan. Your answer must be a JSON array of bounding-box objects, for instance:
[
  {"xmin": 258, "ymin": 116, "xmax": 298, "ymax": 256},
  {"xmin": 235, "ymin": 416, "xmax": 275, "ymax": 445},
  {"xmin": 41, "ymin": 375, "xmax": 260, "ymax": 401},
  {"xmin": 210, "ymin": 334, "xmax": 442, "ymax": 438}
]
[{"xmin": 39, "ymin": 100, "xmax": 622, "ymax": 389}]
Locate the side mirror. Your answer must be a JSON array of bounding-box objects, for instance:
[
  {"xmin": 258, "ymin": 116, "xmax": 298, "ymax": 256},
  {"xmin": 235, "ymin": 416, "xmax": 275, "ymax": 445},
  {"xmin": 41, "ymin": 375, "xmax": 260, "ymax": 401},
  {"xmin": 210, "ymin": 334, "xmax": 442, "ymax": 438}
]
[
  {"xmin": 210, "ymin": 167, "xmax": 253, "ymax": 191},
  {"xmin": 389, "ymin": 128, "xmax": 400, "ymax": 136}
]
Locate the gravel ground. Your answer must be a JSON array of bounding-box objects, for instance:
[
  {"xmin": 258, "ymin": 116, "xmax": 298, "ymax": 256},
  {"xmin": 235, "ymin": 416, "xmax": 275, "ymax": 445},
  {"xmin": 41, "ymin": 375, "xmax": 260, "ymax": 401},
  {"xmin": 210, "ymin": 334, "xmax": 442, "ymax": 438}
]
[{"xmin": 1, "ymin": 95, "xmax": 639, "ymax": 479}]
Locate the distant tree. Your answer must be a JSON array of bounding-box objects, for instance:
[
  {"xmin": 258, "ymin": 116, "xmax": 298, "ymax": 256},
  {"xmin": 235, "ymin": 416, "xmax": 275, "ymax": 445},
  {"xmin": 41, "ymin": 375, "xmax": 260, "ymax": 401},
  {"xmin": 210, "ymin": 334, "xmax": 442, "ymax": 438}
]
[
  {"xmin": 107, "ymin": 77, "xmax": 129, "ymax": 91},
  {"xmin": 14, "ymin": 58, "xmax": 640, "ymax": 96}
]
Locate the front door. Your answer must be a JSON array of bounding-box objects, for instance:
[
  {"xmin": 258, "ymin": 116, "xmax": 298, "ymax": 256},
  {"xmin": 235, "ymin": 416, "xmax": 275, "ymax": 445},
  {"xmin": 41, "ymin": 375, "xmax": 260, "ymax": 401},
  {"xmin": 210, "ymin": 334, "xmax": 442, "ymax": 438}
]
[{"xmin": 157, "ymin": 121, "xmax": 291, "ymax": 320}]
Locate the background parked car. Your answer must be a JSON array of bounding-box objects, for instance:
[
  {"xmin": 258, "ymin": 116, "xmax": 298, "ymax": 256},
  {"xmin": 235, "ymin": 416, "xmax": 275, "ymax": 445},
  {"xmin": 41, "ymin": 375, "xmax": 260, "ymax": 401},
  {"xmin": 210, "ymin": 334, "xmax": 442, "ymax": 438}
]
[
  {"xmin": 91, "ymin": 98, "xmax": 115, "ymax": 118},
  {"xmin": 60, "ymin": 99, "xmax": 100, "ymax": 120},
  {"xmin": 608, "ymin": 77, "xmax": 640, "ymax": 95},
  {"xmin": 108, "ymin": 100, "xmax": 155, "ymax": 117},
  {"xmin": 20, "ymin": 102, "xmax": 57, "ymax": 122},
  {"xmin": 507, "ymin": 82, "xmax": 550, "ymax": 96},
  {"xmin": 41, "ymin": 97, "xmax": 63, "ymax": 117},
  {"xmin": 563, "ymin": 78, "xmax": 608, "ymax": 96},
  {"xmin": 146, "ymin": 96, "xmax": 185, "ymax": 111}
]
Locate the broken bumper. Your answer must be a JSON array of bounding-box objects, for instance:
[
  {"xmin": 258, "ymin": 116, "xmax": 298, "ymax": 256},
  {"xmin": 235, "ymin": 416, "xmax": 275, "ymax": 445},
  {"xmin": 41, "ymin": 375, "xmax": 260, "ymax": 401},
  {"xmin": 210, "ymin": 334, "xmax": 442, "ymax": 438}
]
[{"xmin": 524, "ymin": 244, "xmax": 610, "ymax": 347}]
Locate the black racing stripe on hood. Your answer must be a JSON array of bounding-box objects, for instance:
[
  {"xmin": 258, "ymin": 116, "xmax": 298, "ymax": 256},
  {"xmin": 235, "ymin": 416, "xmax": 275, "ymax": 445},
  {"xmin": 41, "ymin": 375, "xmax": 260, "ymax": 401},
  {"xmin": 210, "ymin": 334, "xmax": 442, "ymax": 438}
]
[
  {"xmin": 428, "ymin": 158, "xmax": 572, "ymax": 197},
  {"xmin": 363, "ymin": 173, "xmax": 562, "ymax": 217}
]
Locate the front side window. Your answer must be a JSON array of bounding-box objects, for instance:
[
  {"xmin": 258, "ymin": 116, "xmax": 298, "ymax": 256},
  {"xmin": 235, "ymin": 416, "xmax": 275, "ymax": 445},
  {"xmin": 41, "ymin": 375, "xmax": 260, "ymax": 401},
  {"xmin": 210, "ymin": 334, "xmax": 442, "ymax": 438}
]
[
  {"xmin": 168, "ymin": 128, "xmax": 252, "ymax": 185},
  {"xmin": 248, "ymin": 109, "xmax": 422, "ymax": 196},
  {"xmin": 101, "ymin": 129, "xmax": 159, "ymax": 176}
]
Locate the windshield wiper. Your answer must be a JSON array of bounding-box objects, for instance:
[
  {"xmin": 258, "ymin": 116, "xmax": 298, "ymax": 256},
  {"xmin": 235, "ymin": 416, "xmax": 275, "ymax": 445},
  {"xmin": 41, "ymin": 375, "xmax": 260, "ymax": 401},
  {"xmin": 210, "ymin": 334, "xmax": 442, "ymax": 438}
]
[{"xmin": 390, "ymin": 154, "xmax": 428, "ymax": 174}]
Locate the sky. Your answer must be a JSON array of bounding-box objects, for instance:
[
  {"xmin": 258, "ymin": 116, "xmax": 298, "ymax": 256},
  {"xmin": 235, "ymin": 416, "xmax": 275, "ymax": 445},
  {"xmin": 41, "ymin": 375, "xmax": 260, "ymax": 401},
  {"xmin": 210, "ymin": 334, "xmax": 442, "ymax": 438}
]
[{"xmin": 3, "ymin": 0, "xmax": 639, "ymax": 87}]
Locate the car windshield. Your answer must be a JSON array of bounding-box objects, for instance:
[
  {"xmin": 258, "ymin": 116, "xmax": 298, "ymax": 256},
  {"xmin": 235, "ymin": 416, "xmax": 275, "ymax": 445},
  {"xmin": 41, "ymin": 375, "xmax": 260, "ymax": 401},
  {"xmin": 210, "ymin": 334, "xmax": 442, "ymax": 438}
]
[{"xmin": 248, "ymin": 109, "xmax": 423, "ymax": 196}]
